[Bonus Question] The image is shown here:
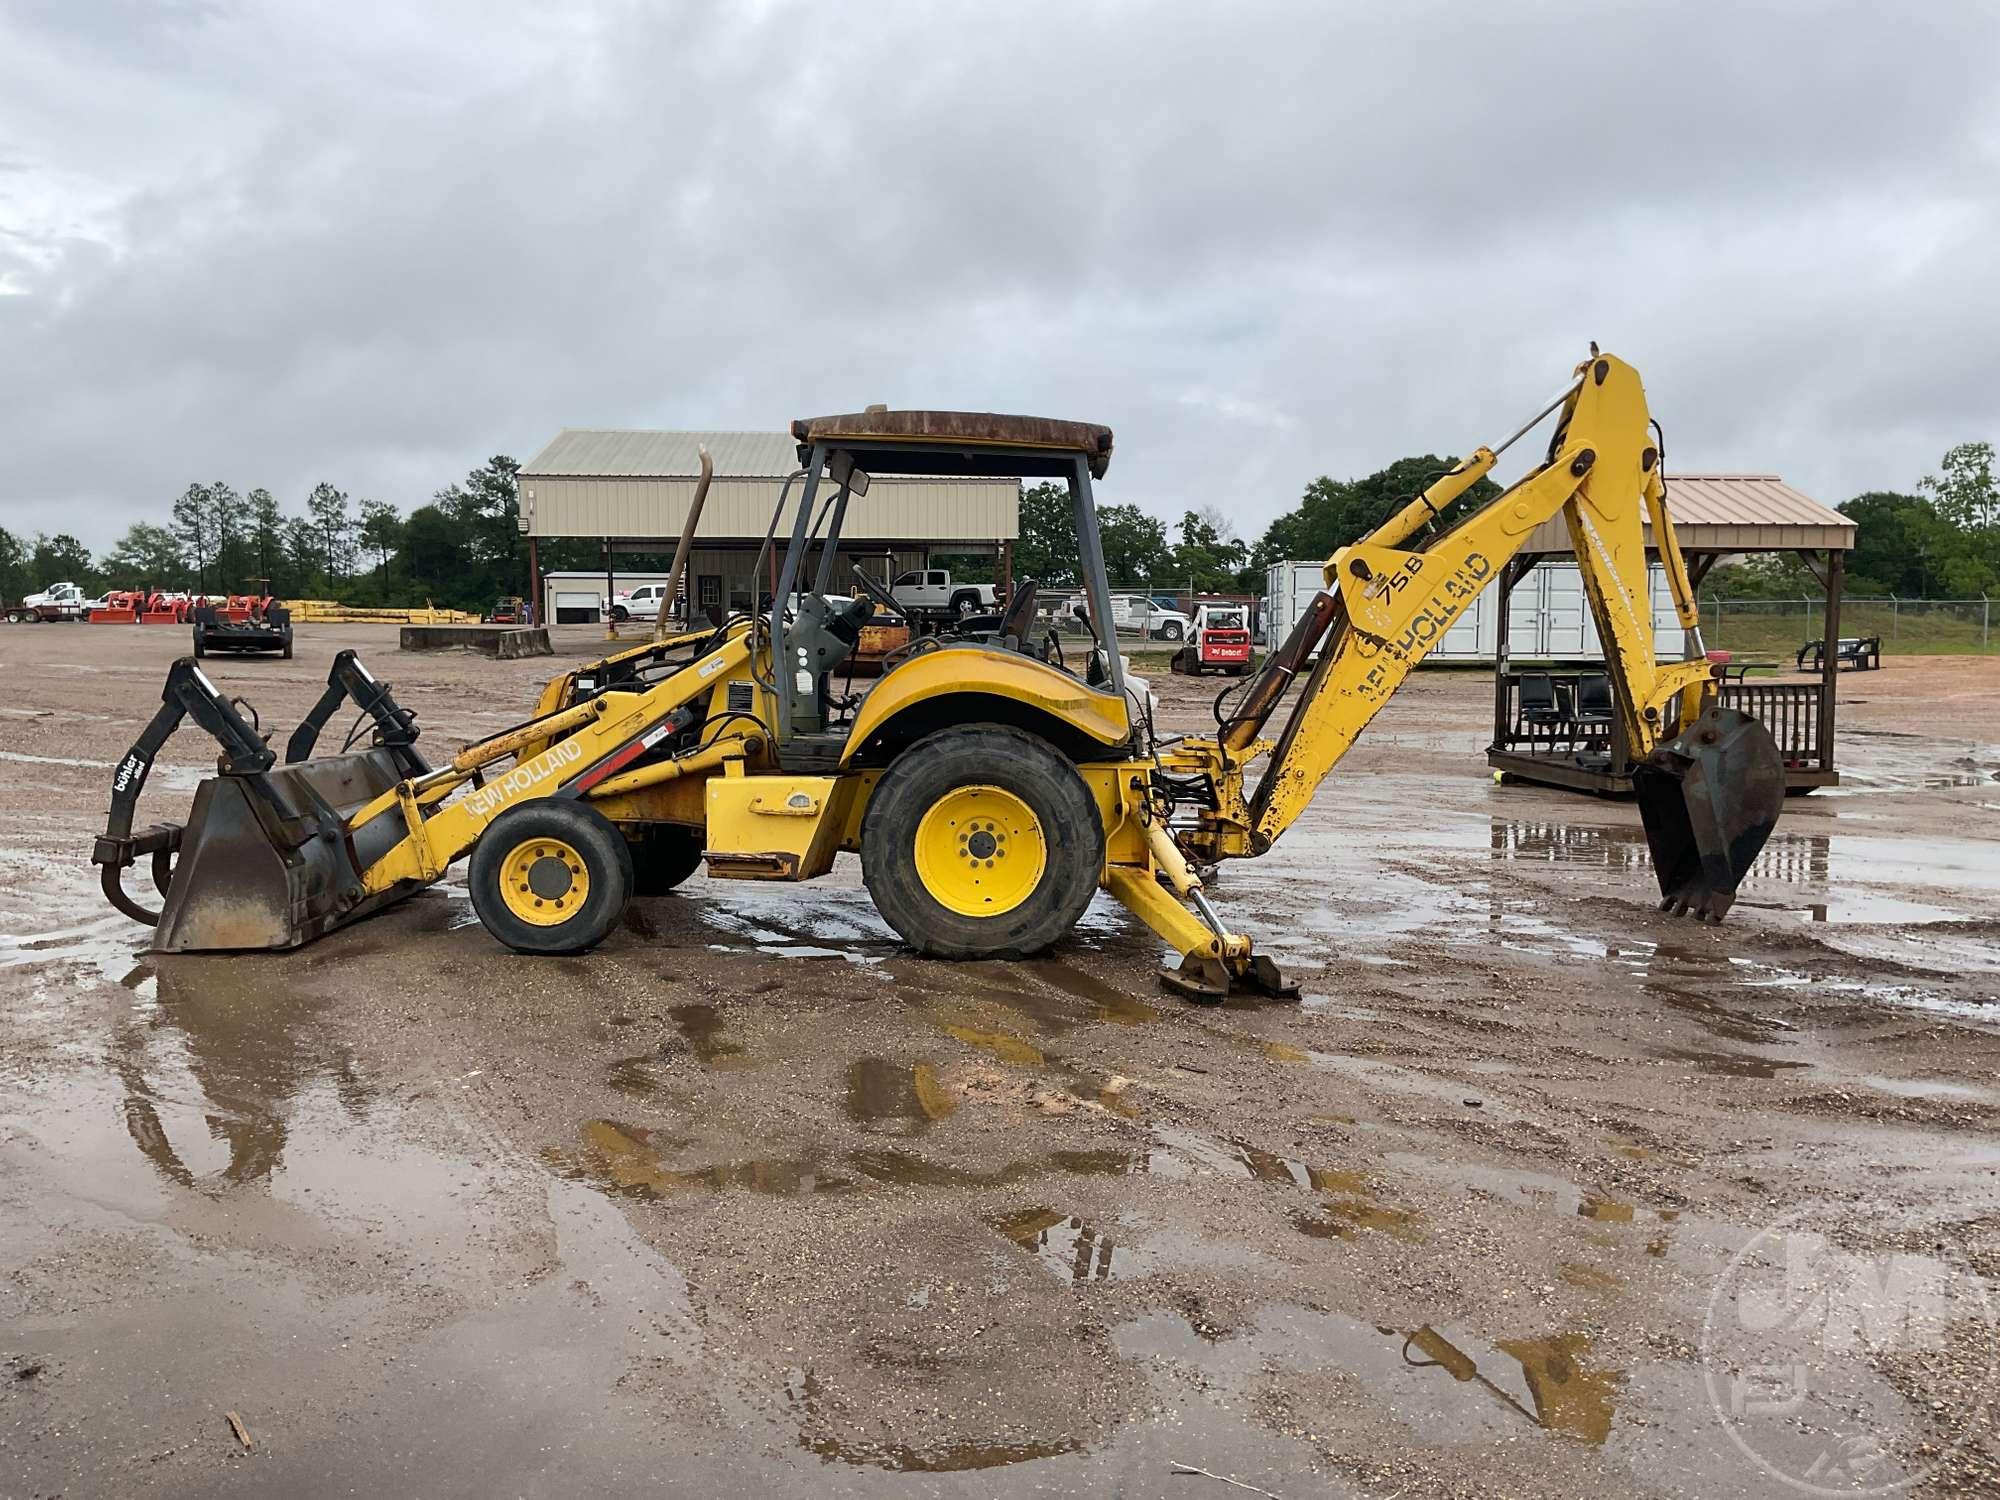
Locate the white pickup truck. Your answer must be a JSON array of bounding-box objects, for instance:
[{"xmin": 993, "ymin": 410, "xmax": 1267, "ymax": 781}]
[
  {"xmin": 1064, "ymin": 592, "xmax": 1193, "ymax": 641},
  {"xmin": 6, "ymin": 581, "xmax": 91, "ymax": 623},
  {"xmin": 608, "ymin": 583, "xmax": 672, "ymax": 623},
  {"xmin": 890, "ymin": 569, "xmax": 999, "ymax": 619}
]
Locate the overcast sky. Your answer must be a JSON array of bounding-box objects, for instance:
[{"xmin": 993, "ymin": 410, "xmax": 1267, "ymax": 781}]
[{"xmin": 4, "ymin": 2, "xmax": 1998, "ymax": 552}]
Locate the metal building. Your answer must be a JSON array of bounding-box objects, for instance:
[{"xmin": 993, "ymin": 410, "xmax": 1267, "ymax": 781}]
[{"xmin": 518, "ymin": 430, "xmax": 1018, "ymax": 621}]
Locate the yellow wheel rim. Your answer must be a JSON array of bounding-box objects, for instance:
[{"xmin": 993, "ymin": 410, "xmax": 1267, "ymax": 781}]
[
  {"xmin": 497, "ymin": 836, "xmax": 590, "ymax": 926},
  {"xmin": 913, "ymin": 784, "xmax": 1046, "ymax": 918}
]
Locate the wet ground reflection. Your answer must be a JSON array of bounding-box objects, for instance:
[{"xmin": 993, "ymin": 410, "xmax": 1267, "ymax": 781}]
[{"xmin": 114, "ymin": 961, "xmax": 368, "ymax": 1189}]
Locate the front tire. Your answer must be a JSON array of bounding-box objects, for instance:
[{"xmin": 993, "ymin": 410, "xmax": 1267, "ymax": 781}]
[
  {"xmin": 609, "ymin": 605, "xmax": 629, "ymax": 623},
  {"xmin": 470, "ymin": 801, "xmax": 633, "ymax": 954},
  {"xmin": 861, "ymin": 725, "xmax": 1103, "ymax": 960},
  {"xmin": 1160, "ymin": 621, "xmax": 1185, "ymax": 642},
  {"xmin": 192, "ymin": 626, "xmax": 206, "ymax": 658}
]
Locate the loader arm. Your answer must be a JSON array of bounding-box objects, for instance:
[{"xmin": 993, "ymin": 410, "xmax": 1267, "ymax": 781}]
[{"xmin": 1194, "ymin": 352, "xmax": 1783, "ymax": 921}]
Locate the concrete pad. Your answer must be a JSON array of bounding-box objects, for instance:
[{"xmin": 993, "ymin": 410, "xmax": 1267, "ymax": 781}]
[{"xmin": 398, "ymin": 623, "xmax": 552, "ymax": 658}]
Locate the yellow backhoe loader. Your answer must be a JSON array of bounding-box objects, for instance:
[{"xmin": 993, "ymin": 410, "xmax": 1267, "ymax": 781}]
[{"xmin": 93, "ymin": 352, "xmax": 1786, "ymax": 998}]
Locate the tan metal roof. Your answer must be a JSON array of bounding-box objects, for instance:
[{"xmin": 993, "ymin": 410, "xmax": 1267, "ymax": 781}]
[
  {"xmin": 1523, "ymin": 472, "xmax": 1854, "ymax": 555},
  {"xmin": 522, "ymin": 430, "xmax": 796, "ymax": 478}
]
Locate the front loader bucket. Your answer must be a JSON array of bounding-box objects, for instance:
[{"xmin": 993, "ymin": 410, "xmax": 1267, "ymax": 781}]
[
  {"xmin": 151, "ymin": 750, "xmax": 412, "ymax": 953},
  {"xmin": 1632, "ymin": 707, "xmax": 1786, "ymax": 922}
]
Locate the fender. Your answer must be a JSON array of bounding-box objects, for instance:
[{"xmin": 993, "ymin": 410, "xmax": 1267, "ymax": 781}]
[{"xmin": 840, "ymin": 645, "xmax": 1130, "ymax": 765}]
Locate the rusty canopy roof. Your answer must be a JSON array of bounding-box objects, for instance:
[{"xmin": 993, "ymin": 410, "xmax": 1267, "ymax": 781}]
[
  {"xmin": 791, "ymin": 410, "xmax": 1114, "ymax": 479},
  {"xmin": 1521, "ymin": 473, "xmax": 1854, "ymax": 556}
]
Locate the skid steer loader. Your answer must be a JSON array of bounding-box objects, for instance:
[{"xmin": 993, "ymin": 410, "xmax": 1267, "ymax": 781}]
[{"xmin": 93, "ymin": 352, "xmax": 1786, "ymax": 998}]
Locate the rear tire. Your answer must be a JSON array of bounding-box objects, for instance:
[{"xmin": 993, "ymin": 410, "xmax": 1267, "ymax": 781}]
[
  {"xmin": 629, "ymin": 824, "xmax": 704, "ymax": 895},
  {"xmin": 861, "ymin": 724, "xmax": 1103, "ymax": 959},
  {"xmin": 281, "ymin": 630, "xmax": 293, "ymax": 660},
  {"xmin": 470, "ymin": 801, "xmax": 633, "ymax": 954},
  {"xmin": 192, "ymin": 626, "xmax": 206, "ymax": 658}
]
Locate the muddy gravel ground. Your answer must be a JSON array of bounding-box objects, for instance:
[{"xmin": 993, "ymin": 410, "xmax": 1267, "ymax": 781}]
[{"xmin": 2, "ymin": 623, "xmax": 1997, "ymax": 1498}]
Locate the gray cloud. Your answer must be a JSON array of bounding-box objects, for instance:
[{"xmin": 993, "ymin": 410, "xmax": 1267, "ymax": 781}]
[{"xmin": 2, "ymin": 1, "xmax": 1997, "ymax": 550}]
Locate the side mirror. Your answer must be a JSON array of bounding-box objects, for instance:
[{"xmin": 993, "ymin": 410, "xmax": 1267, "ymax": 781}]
[{"xmin": 828, "ymin": 451, "xmax": 872, "ymax": 496}]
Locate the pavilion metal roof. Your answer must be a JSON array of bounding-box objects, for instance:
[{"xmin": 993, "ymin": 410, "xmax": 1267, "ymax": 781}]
[
  {"xmin": 521, "ymin": 430, "xmax": 796, "ymax": 478},
  {"xmin": 1522, "ymin": 473, "xmax": 1854, "ymax": 555}
]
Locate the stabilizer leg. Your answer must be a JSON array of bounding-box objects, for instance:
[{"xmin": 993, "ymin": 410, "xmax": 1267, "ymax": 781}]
[{"xmin": 1102, "ymin": 865, "xmax": 1301, "ymax": 1005}]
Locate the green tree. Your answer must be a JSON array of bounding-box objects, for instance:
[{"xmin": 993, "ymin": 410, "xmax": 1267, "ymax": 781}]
[
  {"xmin": 429, "ymin": 456, "xmax": 523, "ymax": 607},
  {"xmin": 357, "ymin": 499, "xmax": 403, "ymax": 584},
  {"xmin": 1830, "ymin": 491, "xmax": 1978, "ymax": 596},
  {"xmin": 102, "ymin": 523, "xmax": 186, "ymax": 590},
  {"xmin": 206, "ymin": 482, "xmax": 248, "ymax": 591},
  {"xmin": 1919, "ymin": 441, "xmax": 1998, "ymax": 533},
  {"xmin": 30, "ymin": 532, "xmax": 96, "ymax": 587},
  {"xmin": 171, "ymin": 483, "xmax": 213, "ymax": 591},
  {"xmin": 284, "ymin": 516, "xmax": 325, "ymax": 596},
  {"xmin": 1255, "ymin": 454, "xmax": 1499, "ymax": 566},
  {"xmin": 246, "ymin": 488, "xmax": 286, "ymax": 589},
  {"xmin": 1097, "ymin": 503, "xmax": 1171, "ymax": 584},
  {"xmin": 0, "ymin": 526, "xmax": 29, "ymax": 605},
  {"xmin": 1014, "ymin": 481, "xmax": 1080, "ymax": 585},
  {"xmin": 1170, "ymin": 506, "xmax": 1248, "ymax": 594},
  {"xmin": 306, "ymin": 482, "xmax": 354, "ymax": 581},
  {"xmin": 398, "ymin": 503, "xmax": 467, "ymax": 601}
]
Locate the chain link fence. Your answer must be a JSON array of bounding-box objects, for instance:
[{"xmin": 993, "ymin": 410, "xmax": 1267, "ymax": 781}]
[{"xmin": 1699, "ymin": 596, "xmax": 1996, "ymax": 657}]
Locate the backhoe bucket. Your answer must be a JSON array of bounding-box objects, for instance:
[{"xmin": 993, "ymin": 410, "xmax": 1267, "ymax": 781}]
[
  {"xmin": 1632, "ymin": 707, "xmax": 1786, "ymax": 922},
  {"xmin": 151, "ymin": 750, "xmax": 412, "ymax": 953}
]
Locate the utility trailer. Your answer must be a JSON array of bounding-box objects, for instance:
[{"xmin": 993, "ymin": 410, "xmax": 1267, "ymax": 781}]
[{"xmin": 193, "ymin": 602, "xmax": 294, "ymax": 658}]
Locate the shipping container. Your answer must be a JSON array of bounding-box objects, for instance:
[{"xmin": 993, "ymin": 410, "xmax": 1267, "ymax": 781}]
[{"xmin": 1261, "ymin": 559, "xmax": 1686, "ymax": 663}]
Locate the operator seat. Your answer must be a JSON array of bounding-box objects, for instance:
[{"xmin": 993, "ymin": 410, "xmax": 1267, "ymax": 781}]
[{"xmin": 997, "ymin": 580, "xmax": 1039, "ymax": 652}]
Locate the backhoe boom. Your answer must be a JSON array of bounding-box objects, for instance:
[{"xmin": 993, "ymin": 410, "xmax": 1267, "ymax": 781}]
[{"xmin": 1183, "ymin": 351, "xmax": 1784, "ymax": 931}]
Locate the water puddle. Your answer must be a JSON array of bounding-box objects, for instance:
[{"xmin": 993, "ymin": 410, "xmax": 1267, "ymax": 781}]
[
  {"xmin": 788, "ymin": 1367, "xmax": 1083, "ymax": 1472},
  {"xmin": 1558, "ymin": 1262, "xmax": 1623, "ymax": 1292},
  {"xmin": 691, "ymin": 882, "xmax": 898, "ymax": 964},
  {"xmin": 1115, "ymin": 1304, "xmax": 1625, "ymax": 1446},
  {"xmin": 1388, "ymin": 1151, "xmax": 1679, "ymax": 1236},
  {"xmin": 1301, "ymin": 1051, "xmax": 1524, "ymax": 1120},
  {"xmin": 1026, "ymin": 960, "xmax": 1161, "ymax": 1024},
  {"xmin": 1147, "ymin": 1122, "xmax": 1361, "ymax": 1189},
  {"xmin": 1410, "ymin": 1325, "xmax": 1624, "ymax": 1443},
  {"xmin": 1844, "ymin": 1072, "xmax": 2000, "ymax": 1106},
  {"xmin": 992, "ymin": 1208, "xmax": 1122, "ymax": 1281},
  {"xmin": 940, "ymin": 1024, "xmax": 1045, "ymax": 1066},
  {"xmin": 606, "ymin": 1054, "xmax": 667, "ymax": 1096},
  {"xmin": 1653, "ymin": 1046, "xmax": 1812, "ymax": 1080},
  {"xmin": 844, "ymin": 1058, "xmax": 957, "ymax": 1129},
  {"xmin": 1292, "ymin": 1198, "xmax": 1422, "ymax": 1242},
  {"xmin": 1190, "ymin": 789, "xmax": 1998, "ymax": 1024},
  {"xmin": 799, "ymin": 1427, "xmax": 1081, "ymax": 1473},
  {"xmin": 670, "ymin": 1002, "xmax": 750, "ymax": 1067},
  {"xmin": 562, "ymin": 1119, "xmax": 854, "ymax": 1197}
]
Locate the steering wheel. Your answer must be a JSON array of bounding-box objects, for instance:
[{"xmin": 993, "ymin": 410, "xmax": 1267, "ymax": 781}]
[
  {"xmin": 849, "ymin": 564, "xmax": 903, "ymax": 618},
  {"xmin": 1040, "ymin": 628, "xmax": 1066, "ymax": 670}
]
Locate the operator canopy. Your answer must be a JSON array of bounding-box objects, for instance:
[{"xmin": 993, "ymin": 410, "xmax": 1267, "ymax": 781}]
[{"xmin": 791, "ymin": 410, "xmax": 1114, "ymax": 479}]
